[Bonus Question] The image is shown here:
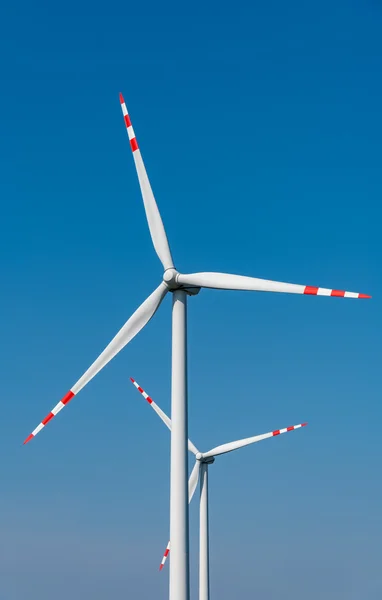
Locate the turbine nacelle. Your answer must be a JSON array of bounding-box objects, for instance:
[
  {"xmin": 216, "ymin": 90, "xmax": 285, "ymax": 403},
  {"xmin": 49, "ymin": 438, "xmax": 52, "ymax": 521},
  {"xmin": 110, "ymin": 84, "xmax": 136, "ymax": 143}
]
[{"xmin": 196, "ymin": 453, "xmax": 215, "ymax": 464}]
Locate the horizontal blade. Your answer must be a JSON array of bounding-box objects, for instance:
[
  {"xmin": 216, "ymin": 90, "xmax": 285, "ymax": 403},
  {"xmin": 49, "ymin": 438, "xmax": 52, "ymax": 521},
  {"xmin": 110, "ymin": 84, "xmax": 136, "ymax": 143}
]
[
  {"xmin": 159, "ymin": 460, "xmax": 200, "ymax": 571},
  {"xmin": 23, "ymin": 283, "xmax": 168, "ymax": 445},
  {"xmin": 130, "ymin": 378, "xmax": 199, "ymax": 455},
  {"xmin": 177, "ymin": 272, "xmax": 370, "ymax": 299},
  {"xmin": 119, "ymin": 94, "xmax": 174, "ymax": 271},
  {"xmin": 202, "ymin": 422, "xmax": 307, "ymax": 458}
]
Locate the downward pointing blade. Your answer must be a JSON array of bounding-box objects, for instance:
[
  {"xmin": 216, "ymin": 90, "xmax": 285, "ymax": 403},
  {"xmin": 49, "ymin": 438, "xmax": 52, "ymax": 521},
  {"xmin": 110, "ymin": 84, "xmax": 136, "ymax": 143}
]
[
  {"xmin": 159, "ymin": 541, "xmax": 171, "ymax": 571},
  {"xmin": 188, "ymin": 459, "xmax": 201, "ymax": 502},
  {"xmin": 130, "ymin": 378, "xmax": 199, "ymax": 455},
  {"xmin": 119, "ymin": 94, "xmax": 174, "ymax": 271},
  {"xmin": 159, "ymin": 460, "xmax": 200, "ymax": 571},
  {"xmin": 177, "ymin": 272, "xmax": 370, "ymax": 299},
  {"xmin": 202, "ymin": 422, "xmax": 307, "ymax": 458},
  {"xmin": 23, "ymin": 283, "xmax": 168, "ymax": 445}
]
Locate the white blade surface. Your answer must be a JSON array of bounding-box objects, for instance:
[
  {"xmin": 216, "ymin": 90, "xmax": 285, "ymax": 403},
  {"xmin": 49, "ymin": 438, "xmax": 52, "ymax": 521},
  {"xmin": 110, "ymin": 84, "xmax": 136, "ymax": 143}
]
[
  {"xmin": 160, "ymin": 460, "xmax": 200, "ymax": 571},
  {"xmin": 202, "ymin": 422, "xmax": 307, "ymax": 458},
  {"xmin": 130, "ymin": 378, "xmax": 199, "ymax": 455},
  {"xmin": 24, "ymin": 283, "xmax": 168, "ymax": 444},
  {"xmin": 188, "ymin": 460, "xmax": 201, "ymax": 503},
  {"xmin": 177, "ymin": 272, "xmax": 370, "ymax": 299},
  {"xmin": 120, "ymin": 94, "xmax": 174, "ymax": 271}
]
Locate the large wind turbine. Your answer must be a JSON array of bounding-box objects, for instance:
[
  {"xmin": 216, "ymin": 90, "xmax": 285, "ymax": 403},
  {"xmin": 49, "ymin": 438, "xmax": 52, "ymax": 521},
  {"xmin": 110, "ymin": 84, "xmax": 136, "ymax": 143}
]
[
  {"xmin": 130, "ymin": 377, "xmax": 307, "ymax": 600},
  {"xmin": 23, "ymin": 93, "xmax": 370, "ymax": 600}
]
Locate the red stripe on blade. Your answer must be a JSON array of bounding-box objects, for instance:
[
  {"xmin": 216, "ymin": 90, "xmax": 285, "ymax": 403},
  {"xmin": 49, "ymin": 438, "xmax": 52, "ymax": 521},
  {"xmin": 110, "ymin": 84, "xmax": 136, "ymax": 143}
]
[
  {"xmin": 331, "ymin": 289, "xmax": 345, "ymax": 297},
  {"xmin": 42, "ymin": 412, "xmax": 54, "ymax": 426},
  {"xmin": 23, "ymin": 434, "xmax": 34, "ymax": 445},
  {"xmin": 359, "ymin": 294, "xmax": 371, "ymax": 299},
  {"xmin": 119, "ymin": 93, "xmax": 125, "ymax": 104},
  {"xmin": 304, "ymin": 286, "xmax": 319, "ymax": 295},
  {"xmin": 287, "ymin": 426, "xmax": 294, "ymax": 431},
  {"xmin": 62, "ymin": 391, "xmax": 75, "ymax": 405},
  {"xmin": 273, "ymin": 429, "xmax": 281, "ymax": 436},
  {"xmin": 130, "ymin": 138, "xmax": 138, "ymax": 152},
  {"xmin": 124, "ymin": 114, "xmax": 132, "ymax": 128}
]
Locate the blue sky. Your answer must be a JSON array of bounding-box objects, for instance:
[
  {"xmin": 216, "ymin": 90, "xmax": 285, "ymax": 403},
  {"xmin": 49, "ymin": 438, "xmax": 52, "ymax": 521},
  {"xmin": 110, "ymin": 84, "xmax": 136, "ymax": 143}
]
[{"xmin": 1, "ymin": 0, "xmax": 381, "ymax": 598}]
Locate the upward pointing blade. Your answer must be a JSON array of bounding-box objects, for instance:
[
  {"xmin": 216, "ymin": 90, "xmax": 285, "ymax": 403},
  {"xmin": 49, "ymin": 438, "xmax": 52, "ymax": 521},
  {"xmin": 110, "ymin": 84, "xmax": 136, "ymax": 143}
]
[
  {"xmin": 202, "ymin": 423, "xmax": 307, "ymax": 458},
  {"xmin": 23, "ymin": 283, "xmax": 168, "ymax": 445},
  {"xmin": 130, "ymin": 378, "xmax": 199, "ymax": 455},
  {"xmin": 119, "ymin": 94, "xmax": 174, "ymax": 271},
  {"xmin": 177, "ymin": 272, "xmax": 371, "ymax": 299}
]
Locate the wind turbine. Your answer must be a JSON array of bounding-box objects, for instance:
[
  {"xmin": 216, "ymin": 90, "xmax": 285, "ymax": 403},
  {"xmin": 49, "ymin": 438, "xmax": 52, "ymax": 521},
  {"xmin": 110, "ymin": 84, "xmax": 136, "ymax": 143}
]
[
  {"xmin": 130, "ymin": 377, "xmax": 307, "ymax": 600},
  {"xmin": 23, "ymin": 93, "xmax": 370, "ymax": 600}
]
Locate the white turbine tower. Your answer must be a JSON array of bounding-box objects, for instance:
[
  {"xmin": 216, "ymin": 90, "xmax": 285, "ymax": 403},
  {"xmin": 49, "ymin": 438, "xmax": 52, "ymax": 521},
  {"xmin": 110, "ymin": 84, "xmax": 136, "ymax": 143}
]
[
  {"xmin": 23, "ymin": 93, "xmax": 370, "ymax": 600},
  {"xmin": 130, "ymin": 377, "xmax": 307, "ymax": 600}
]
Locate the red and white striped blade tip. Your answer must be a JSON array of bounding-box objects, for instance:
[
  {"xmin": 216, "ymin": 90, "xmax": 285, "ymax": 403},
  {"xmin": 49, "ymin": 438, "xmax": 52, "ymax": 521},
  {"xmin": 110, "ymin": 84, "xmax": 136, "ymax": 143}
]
[
  {"xmin": 273, "ymin": 422, "xmax": 308, "ymax": 436},
  {"xmin": 303, "ymin": 287, "xmax": 370, "ymax": 299},
  {"xmin": 23, "ymin": 390, "xmax": 75, "ymax": 445},
  {"xmin": 159, "ymin": 542, "xmax": 171, "ymax": 571},
  {"xmin": 119, "ymin": 93, "xmax": 139, "ymax": 153},
  {"xmin": 130, "ymin": 377, "xmax": 153, "ymax": 404}
]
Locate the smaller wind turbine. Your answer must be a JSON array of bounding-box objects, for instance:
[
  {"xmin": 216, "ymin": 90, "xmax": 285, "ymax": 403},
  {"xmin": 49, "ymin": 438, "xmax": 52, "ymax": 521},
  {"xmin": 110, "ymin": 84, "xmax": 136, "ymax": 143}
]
[{"xmin": 130, "ymin": 378, "xmax": 307, "ymax": 600}]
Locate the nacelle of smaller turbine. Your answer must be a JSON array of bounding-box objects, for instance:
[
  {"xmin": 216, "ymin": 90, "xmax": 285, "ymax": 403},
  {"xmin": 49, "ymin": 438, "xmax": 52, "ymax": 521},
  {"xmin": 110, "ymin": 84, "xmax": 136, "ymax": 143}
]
[{"xmin": 196, "ymin": 453, "xmax": 215, "ymax": 464}]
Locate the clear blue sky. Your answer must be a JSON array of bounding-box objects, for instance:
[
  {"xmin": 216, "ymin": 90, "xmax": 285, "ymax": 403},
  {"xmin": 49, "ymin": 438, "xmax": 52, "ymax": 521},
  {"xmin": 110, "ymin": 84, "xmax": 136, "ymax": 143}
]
[{"xmin": 1, "ymin": 1, "xmax": 381, "ymax": 598}]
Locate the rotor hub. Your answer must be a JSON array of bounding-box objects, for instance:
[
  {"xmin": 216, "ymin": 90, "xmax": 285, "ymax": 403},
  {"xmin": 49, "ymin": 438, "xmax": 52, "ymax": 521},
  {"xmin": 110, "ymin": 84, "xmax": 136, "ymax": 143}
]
[
  {"xmin": 163, "ymin": 269, "xmax": 201, "ymax": 295},
  {"xmin": 163, "ymin": 268, "xmax": 179, "ymax": 289}
]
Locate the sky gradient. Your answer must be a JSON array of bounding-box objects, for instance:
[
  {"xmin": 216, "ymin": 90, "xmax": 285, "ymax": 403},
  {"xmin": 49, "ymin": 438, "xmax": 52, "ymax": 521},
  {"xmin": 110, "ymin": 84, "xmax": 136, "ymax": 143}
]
[{"xmin": 1, "ymin": 1, "xmax": 381, "ymax": 598}]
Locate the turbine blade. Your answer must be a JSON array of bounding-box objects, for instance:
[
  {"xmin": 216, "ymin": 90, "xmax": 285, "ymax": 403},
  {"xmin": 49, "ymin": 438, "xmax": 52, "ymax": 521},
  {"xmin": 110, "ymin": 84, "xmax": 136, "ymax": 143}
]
[
  {"xmin": 188, "ymin": 460, "xmax": 201, "ymax": 503},
  {"xmin": 130, "ymin": 378, "xmax": 199, "ymax": 455},
  {"xmin": 177, "ymin": 272, "xmax": 370, "ymax": 299},
  {"xmin": 159, "ymin": 460, "xmax": 200, "ymax": 571},
  {"xmin": 202, "ymin": 422, "xmax": 307, "ymax": 458},
  {"xmin": 159, "ymin": 541, "xmax": 171, "ymax": 571},
  {"xmin": 23, "ymin": 283, "xmax": 168, "ymax": 445},
  {"xmin": 119, "ymin": 93, "xmax": 174, "ymax": 271}
]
